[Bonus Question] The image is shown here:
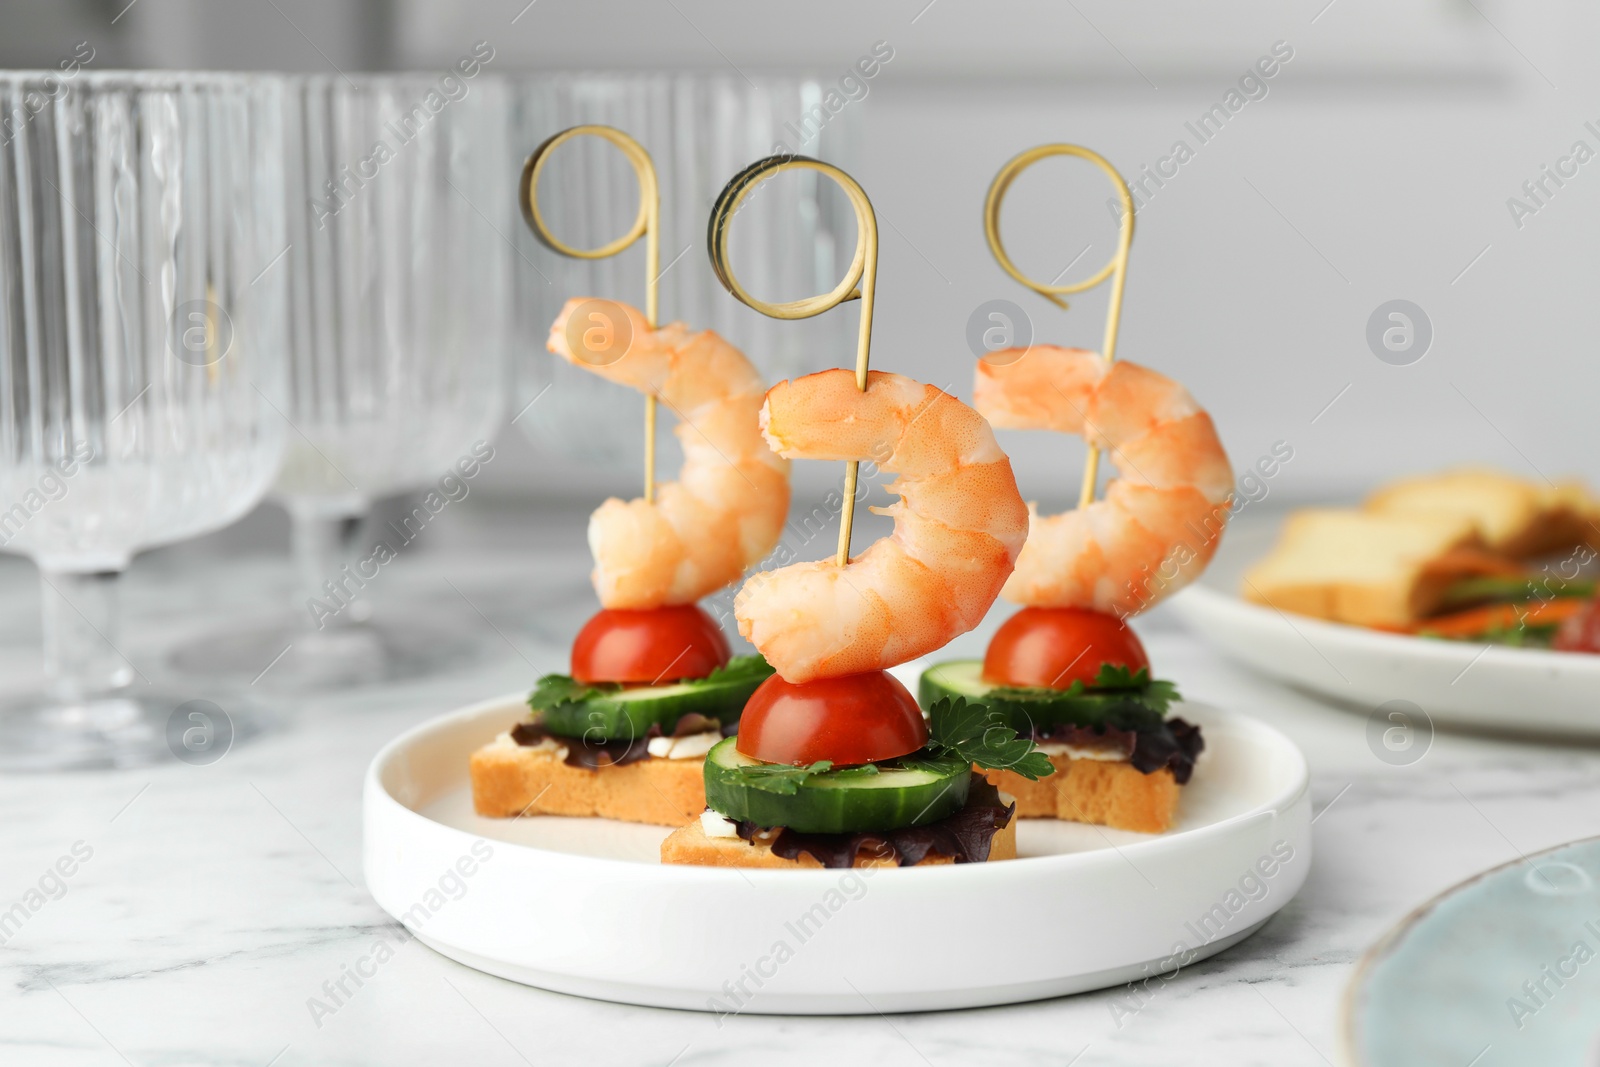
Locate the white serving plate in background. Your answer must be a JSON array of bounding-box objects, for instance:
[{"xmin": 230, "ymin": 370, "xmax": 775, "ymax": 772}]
[
  {"xmin": 1169, "ymin": 513, "xmax": 1600, "ymax": 737},
  {"xmin": 362, "ymin": 668, "xmax": 1311, "ymax": 1014}
]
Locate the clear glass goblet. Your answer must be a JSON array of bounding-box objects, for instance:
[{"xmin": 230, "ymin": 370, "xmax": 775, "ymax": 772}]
[
  {"xmin": 168, "ymin": 72, "xmax": 512, "ymax": 690},
  {"xmin": 0, "ymin": 71, "xmax": 289, "ymax": 771}
]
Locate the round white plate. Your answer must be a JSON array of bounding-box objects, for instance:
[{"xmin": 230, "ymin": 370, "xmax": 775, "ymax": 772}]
[
  {"xmin": 362, "ymin": 668, "xmax": 1311, "ymax": 1015},
  {"xmin": 1169, "ymin": 513, "xmax": 1600, "ymax": 738}
]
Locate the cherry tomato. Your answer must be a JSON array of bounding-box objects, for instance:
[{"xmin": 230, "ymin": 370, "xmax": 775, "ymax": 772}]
[
  {"xmin": 735, "ymin": 670, "xmax": 928, "ymax": 766},
  {"xmin": 982, "ymin": 607, "xmax": 1149, "ymax": 689},
  {"xmin": 570, "ymin": 605, "xmax": 730, "ymax": 685}
]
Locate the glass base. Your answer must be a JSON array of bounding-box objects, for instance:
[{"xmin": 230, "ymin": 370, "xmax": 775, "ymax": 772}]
[
  {"xmin": 0, "ymin": 687, "xmax": 265, "ymax": 772},
  {"xmin": 168, "ymin": 615, "xmax": 485, "ymax": 692}
]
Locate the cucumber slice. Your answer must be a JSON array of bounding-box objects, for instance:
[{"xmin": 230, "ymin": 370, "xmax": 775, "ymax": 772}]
[
  {"xmin": 918, "ymin": 659, "xmax": 1165, "ymax": 734},
  {"xmin": 919, "ymin": 660, "xmax": 992, "ymax": 703},
  {"xmin": 703, "ymin": 737, "xmax": 970, "ymax": 834},
  {"xmin": 537, "ymin": 659, "xmax": 771, "ymax": 741}
]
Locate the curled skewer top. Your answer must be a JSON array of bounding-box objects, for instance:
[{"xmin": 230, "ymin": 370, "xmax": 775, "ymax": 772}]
[
  {"xmin": 708, "ymin": 154, "xmax": 878, "ymax": 389},
  {"xmin": 984, "ymin": 144, "xmax": 1137, "ymax": 509},
  {"xmin": 983, "ymin": 143, "xmax": 1134, "ymax": 323},
  {"xmin": 522, "ymin": 124, "xmax": 663, "ymax": 501},
  {"xmin": 708, "ymin": 155, "xmax": 879, "ymax": 563},
  {"xmin": 521, "ymin": 123, "xmax": 661, "ymax": 326}
]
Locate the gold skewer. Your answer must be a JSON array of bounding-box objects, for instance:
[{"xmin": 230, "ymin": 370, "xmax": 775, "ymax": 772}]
[
  {"xmin": 984, "ymin": 144, "xmax": 1135, "ymax": 510},
  {"xmin": 708, "ymin": 155, "xmax": 878, "ymax": 567},
  {"xmin": 522, "ymin": 125, "xmax": 662, "ymax": 503}
]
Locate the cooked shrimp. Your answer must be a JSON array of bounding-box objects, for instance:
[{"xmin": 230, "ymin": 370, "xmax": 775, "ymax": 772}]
[
  {"xmin": 974, "ymin": 346, "xmax": 1232, "ymax": 617},
  {"xmin": 548, "ymin": 298, "xmax": 790, "ymax": 608},
  {"xmin": 734, "ymin": 369, "xmax": 1028, "ymax": 683}
]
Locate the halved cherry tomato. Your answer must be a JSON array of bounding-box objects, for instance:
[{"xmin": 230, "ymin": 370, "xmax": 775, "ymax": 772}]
[
  {"xmin": 570, "ymin": 605, "xmax": 730, "ymax": 684},
  {"xmin": 735, "ymin": 670, "xmax": 928, "ymax": 766},
  {"xmin": 983, "ymin": 607, "xmax": 1149, "ymax": 689}
]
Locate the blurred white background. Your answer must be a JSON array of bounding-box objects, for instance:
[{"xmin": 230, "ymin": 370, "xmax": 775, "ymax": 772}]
[{"xmin": 8, "ymin": 0, "xmax": 1597, "ymax": 534}]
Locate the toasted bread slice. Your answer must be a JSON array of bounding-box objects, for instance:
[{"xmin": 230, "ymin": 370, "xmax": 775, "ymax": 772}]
[
  {"xmin": 1365, "ymin": 468, "xmax": 1538, "ymax": 554},
  {"xmin": 661, "ymin": 800, "xmax": 1018, "ymax": 869},
  {"xmin": 1365, "ymin": 468, "xmax": 1592, "ymax": 557},
  {"xmin": 979, "ymin": 753, "xmax": 1182, "ymax": 833},
  {"xmin": 469, "ymin": 734, "xmax": 705, "ymax": 825},
  {"xmin": 1243, "ymin": 508, "xmax": 1478, "ymax": 626}
]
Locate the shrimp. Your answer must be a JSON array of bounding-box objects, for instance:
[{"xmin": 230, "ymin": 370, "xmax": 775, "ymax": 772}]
[
  {"xmin": 548, "ymin": 298, "xmax": 790, "ymax": 608},
  {"xmin": 734, "ymin": 368, "xmax": 1028, "ymax": 683},
  {"xmin": 973, "ymin": 346, "xmax": 1233, "ymax": 617}
]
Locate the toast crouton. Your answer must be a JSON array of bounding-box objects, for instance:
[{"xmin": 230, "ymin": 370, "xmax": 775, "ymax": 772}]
[
  {"xmin": 1242, "ymin": 508, "xmax": 1478, "ymax": 626},
  {"xmin": 1366, "ymin": 468, "xmax": 1595, "ymax": 557}
]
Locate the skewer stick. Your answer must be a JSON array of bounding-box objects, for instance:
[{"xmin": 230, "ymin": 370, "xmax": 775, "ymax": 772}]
[
  {"xmin": 522, "ymin": 125, "xmax": 662, "ymax": 503},
  {"xmin": 708, "ymin": 156, "xmax": 878, "ymax": 567},
  {"xmin": 983, "ymin": 145, "xmax": 1135, "ymax": 510}
]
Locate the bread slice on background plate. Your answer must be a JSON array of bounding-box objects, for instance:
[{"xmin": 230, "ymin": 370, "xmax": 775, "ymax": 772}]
[
  {"xmin": 1365, "ymin": 467, "xmax": 1599, "ymax": 558},
  {"xmin": 1242, "ymin": 508, "xmax": 1479, "ymax": 627}
]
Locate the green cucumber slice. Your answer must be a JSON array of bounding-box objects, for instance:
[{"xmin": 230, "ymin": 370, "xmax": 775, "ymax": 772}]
[
  {"xmin": 703, "ymin": 737, "xmax": 970, "ymax": 834},
  {"xmin": 918, "ymin": 659, "xmax": 1165, "ymax": 734},
  {"xmin": 535, "ymin": 657, "xmax": 772, "ymax": 741},
  {"xmin": 919, "ymin": 660, "xmax": 992, "ymax": 702}
]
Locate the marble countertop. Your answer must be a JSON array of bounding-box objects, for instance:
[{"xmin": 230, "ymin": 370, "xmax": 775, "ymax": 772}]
[{"xmin": 4, "ymin": 516, "xmax": 1599, "ymax": 1067}]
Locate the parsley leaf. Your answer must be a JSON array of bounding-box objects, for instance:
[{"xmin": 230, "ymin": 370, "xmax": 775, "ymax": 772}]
[
  {"xmin": 731, "ymin": 760, "xmax": 836, "ymax": 795},
  {"xmin": 891, "ymin": 751, "xmax": 968, "ymax": 776},
  {"xmin": 827, "ymin": 764, "xmax": 886, "ymax": 781},
  {"xmin": 703, "ymin": 654, "xmax": 776, "ymax": 686},
  {"xmin": 1085, "ymin": 663, "xmax": 1150, "ymax": 689},
  {"xmin": 527, "ymin": 674, "xmax": 615, "ymax": 712},
  {"xmin": 526, "ymin": 654, "xmax": 774, "ymax": 715},
  {"xmin": 726, "ymin": 758, "xmax": 883, "ymax": 795},
  {"xmin": 982, "ymin": 664, "xmax": 1181, "ymax": 731},
  {"xmin": 1081, "ymin": 664, "xmax": 1182, "ymax": 713},
  {"xmin": 926, "ymin": 696, "xmax": 1055, "ymax": 781}
]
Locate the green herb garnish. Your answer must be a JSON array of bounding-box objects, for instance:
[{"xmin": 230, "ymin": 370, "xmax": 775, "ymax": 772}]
[
  {"xmin": 527, "ymin": 674, "xmax": 615, "ymax": 712},
  {"xmin": 703, "ymin": 654, "xmax": 777, "ymax": 687},
  {"xmin": 526, "ymin": 654, "xmax": 774, "ymax": 715},
  {"xmin": 729, "ymin": 760, "xmax": 886, "ymax": 795},
  {"xmin": 925, "ymin": 696, "xmax": 1055, "ymax": 781},
  {"xmin": 979, "ymin": 663, "xmax": 1179, "ymax": 733},
  {"xmin": 991, "ymin": 662, "xmax": 1178, "ymax": 712}
]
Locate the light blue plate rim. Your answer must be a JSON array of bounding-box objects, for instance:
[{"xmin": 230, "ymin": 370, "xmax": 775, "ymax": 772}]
[{"xmin": 1341, "ymin": 833, "xmax": 1600, "ymax": 1066}]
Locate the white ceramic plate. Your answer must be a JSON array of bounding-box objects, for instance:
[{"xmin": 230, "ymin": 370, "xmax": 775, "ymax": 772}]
[
  {"xmin": 362, "ymin": 666, "xmax": 1311, "ymax": 1014},
  {"xmin": 1169, "ymin": 513, "xmax": 1600, "ymax": 738}
]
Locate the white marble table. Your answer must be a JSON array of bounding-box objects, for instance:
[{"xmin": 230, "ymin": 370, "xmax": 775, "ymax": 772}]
[{"xmin": 4, "ymin": 515, "xmax": 1598, "ymax": 1067}]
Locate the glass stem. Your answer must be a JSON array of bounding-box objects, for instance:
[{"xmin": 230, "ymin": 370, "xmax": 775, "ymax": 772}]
[
  {"xmin": 40, "ymin": 569, "xmax": 134, "ymax": 702},
  {"xmin": 291, "ymin": 507, "xmax": 370, "ymax": 633}
]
